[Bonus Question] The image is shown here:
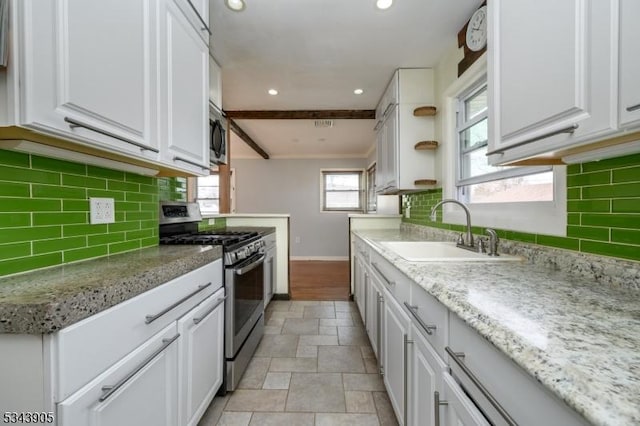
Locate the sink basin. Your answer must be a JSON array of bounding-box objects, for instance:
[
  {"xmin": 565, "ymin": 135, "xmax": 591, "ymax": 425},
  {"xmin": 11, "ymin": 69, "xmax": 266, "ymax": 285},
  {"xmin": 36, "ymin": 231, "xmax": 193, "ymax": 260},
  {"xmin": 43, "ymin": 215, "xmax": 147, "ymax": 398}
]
[{"xmin": 379, "ymin": 241, "xmax": 522, "ymax": 262}]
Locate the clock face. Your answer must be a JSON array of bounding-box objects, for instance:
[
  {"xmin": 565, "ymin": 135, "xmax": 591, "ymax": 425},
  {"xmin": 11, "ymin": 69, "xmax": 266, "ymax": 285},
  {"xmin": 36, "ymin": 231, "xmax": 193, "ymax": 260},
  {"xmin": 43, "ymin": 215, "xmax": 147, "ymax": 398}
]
[{"xmin": 466, "ymin": 5, "xmax": 487, "ymax": 52}]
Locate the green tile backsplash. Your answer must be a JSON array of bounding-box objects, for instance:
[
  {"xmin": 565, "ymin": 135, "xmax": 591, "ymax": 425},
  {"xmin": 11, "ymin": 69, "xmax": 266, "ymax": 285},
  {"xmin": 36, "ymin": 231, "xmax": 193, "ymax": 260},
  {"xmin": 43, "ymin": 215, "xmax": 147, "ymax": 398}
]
[
  {"xmin": 402, "ymin": 153, "xmax": 640, "ymax": 262},
  {"xmin": 0, "ymin": 149, "xmax": 159, "ymax": 277}
]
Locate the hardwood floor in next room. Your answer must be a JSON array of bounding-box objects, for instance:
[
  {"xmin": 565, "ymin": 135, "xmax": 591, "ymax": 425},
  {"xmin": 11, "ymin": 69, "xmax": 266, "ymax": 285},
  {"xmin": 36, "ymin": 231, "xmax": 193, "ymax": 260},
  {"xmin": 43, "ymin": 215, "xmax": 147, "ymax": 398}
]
[
  {"xmin": 198, "ymin": 300, "xmax": 398, "ymax": 426},
  {"xmin": 289, "ymin": 261, "xmax": 350, "ymax": 301}
]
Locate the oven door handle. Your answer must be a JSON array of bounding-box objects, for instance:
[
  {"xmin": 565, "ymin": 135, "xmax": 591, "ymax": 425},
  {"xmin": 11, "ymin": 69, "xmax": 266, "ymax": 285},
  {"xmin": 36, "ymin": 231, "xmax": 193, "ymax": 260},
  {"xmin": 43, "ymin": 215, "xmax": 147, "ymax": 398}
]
[{"xmin": 235, "ymin": 254, "xmax": 266, "ymax": 276}]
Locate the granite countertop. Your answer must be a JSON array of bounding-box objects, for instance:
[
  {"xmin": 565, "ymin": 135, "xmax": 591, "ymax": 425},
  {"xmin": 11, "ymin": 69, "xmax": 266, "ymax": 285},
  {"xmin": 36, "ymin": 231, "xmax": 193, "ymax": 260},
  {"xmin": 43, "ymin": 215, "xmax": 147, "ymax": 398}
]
[
  {"xmin": 353, "ymin": 229, "xmax": 640, "ymax": 426},
  {"xmin": 0, "ymin": 245, "xmax": 222, "ymax": 334}
]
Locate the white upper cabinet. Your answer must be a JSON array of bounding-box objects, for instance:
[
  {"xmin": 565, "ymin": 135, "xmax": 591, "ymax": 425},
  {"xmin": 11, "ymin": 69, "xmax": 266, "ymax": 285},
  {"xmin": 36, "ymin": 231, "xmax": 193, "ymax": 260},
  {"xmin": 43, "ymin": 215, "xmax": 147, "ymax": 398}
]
[
  {"xmin": 618, "ymin": 0, "xmax": 640, "ymax": 130},
  {"xmin": 488, "ymin": 0, "xmax": 617, "ymax": 165},
  {"xmin": 375, "ymin": 69, "xmax": 437, "ymax": 194},
  {"xmin": 174, "ymin": 0, "xmax": 210, "ymax": 44},
  {"xmin": 209, "ymin": 56, "xmax": 223, "ymax": 110},
  {"xmin": 14, "ymin": 0, "xmax": 159, "ymax": 160},
  {"xmin": 158, "ymin": 0, "xmax": 210, "ymax": 175}
]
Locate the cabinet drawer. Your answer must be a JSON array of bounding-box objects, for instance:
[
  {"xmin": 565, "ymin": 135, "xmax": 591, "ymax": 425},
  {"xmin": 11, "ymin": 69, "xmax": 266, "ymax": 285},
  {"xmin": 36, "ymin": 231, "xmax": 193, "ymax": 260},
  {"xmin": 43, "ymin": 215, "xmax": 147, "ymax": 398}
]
[
  {"xmin": 369, "ymin": 250, "xmax": 410, "ymax": 307},
  {"xmin": 354, "ymin": 237, "xmax": 370, "ymax": 264},
  {"xmin": 407, "ymin": 284, "xmax": 448, "ymax": 359},
  {"xmin": 448, "ymin": 314, "xmax": 588, "ymax": 426},
  {"xmin": 55, "ymin": 259, "xmax": 222, "ymax": 401}
]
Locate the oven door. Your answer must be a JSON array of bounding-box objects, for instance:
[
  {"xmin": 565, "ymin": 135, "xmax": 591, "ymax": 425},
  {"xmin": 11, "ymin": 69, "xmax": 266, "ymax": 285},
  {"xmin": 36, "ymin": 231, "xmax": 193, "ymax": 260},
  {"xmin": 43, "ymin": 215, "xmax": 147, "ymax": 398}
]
[{"xmin": 225, "ymin": 252, "xmax": 265, "ymax": 358}]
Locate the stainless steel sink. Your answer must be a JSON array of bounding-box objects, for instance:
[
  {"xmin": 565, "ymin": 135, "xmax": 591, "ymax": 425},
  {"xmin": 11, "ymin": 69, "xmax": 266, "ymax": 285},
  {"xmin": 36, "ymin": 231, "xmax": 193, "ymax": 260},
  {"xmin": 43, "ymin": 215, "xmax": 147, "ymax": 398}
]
[{"xmin": 379, "ymin": 241, "xmax": 522, "ymax": 262}]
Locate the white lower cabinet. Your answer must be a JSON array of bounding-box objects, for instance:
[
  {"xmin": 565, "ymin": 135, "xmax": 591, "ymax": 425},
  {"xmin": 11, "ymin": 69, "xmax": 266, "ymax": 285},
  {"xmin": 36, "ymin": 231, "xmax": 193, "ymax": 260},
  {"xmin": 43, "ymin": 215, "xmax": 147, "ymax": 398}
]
[
  {"xmin": 382, "ymin": 288, "xmax": 411, "ymax": 425},
  {"xmin": 354, "ymin": 255, "xmax": 366, "ymax": 321},
  {"xmin": 177, "ymin": 288, "xmax": 225, "ymax": 426},
  {"xmin": 441, "ymin": 373, "xmax": 490, "ymax": 426},
  {"xmin": 58, "ymin": 323, "xmax": 179, "ymax": 426},
  {"xmin": 365, "ymin": 270, "xmax": 382, "ymax": 361}
]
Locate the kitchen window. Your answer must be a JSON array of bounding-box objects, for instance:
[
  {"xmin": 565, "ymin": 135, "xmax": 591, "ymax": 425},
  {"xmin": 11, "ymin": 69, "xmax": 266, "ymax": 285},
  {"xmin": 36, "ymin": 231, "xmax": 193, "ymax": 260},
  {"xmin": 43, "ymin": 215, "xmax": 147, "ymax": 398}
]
[
  {"xmin": 195, "ymin": 173, "xmax": 220, "ymax": 215},
  {"xmin": 321, "ymin": 170, "xmax": 364, "ymax": 212},
  {"xmin": 456, "ymin": 79, "xmax": 554, "ymax": 203}
]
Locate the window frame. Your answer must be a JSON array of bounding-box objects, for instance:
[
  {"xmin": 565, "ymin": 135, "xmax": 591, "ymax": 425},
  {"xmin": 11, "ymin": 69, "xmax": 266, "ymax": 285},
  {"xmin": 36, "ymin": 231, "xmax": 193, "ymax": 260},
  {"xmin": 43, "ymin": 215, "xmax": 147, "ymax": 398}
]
[
  {"xmin": 194, "ymin": 172, "xmax": 221, "ymax": 215},
  {"xmin": 320, "ymin": 169, "xmax": 365, "ymax": 213}
]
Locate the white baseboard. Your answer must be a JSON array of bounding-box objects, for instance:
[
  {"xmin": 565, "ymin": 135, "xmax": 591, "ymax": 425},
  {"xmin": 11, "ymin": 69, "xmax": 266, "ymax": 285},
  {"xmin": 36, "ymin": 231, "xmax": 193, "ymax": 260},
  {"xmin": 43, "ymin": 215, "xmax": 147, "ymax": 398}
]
[{"xmin": 290, "ymin": 256, "xmax": 349, "ymax": 261}]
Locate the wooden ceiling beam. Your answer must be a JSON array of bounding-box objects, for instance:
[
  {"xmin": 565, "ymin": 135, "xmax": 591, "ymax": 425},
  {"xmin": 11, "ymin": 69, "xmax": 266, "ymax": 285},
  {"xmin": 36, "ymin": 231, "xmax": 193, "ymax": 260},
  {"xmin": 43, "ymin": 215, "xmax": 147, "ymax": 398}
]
[
  {"xmin": 228, "ymin": 119, "xmax": 270, "ymax": 159},
  {"xmin": 224, "ymin": 110, "xmax": 376, "ymax": 120}
]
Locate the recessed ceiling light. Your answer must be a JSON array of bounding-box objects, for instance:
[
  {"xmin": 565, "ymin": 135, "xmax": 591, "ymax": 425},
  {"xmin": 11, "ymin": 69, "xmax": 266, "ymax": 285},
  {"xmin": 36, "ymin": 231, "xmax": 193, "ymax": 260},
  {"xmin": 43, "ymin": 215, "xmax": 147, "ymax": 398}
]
[
  {"xmin": 354, "ymin": 89, "xmax": 364, "ymax": 95},
  {"xmin": 376, "ymin": 0, "xmax": 393, "ymax": 10},
  {"xmin": 268, "ymin": 89, "xmax": 278, "ymax": 96},
  {"xmin": 225, "ymin": 0, "xmax": 246, "ymax": 12}
]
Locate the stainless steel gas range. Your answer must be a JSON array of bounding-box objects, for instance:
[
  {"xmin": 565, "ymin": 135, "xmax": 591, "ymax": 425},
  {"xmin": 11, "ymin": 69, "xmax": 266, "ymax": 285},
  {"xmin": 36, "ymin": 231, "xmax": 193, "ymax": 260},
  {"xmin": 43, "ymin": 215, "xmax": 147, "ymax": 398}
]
[{"xmin": 159, "ymin": 201, "xmax": 265, "ymax": 392}]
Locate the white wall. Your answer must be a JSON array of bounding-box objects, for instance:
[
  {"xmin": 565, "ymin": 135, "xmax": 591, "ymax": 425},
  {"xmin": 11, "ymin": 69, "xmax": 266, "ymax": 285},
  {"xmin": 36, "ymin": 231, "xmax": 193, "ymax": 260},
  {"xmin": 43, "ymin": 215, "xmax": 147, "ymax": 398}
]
[{"xmin": 232, "ymin": 158, "xmax": 368, "ymax": 258}]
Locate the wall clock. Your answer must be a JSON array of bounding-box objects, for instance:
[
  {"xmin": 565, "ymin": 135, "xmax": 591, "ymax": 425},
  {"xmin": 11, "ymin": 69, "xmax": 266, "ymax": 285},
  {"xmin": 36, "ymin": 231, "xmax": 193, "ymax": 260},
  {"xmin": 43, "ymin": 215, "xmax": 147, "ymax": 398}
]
[{"xmin": 457, "ymin": 2, "xmax": 488, "ymax": 77}]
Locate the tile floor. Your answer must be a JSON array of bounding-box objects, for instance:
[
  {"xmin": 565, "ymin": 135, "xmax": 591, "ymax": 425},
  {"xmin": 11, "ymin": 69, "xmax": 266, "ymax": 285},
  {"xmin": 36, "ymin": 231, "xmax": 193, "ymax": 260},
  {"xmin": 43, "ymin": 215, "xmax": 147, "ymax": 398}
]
[{"xmin": 198, "ymin": 300, "xmax": 399, "ymax": 426}]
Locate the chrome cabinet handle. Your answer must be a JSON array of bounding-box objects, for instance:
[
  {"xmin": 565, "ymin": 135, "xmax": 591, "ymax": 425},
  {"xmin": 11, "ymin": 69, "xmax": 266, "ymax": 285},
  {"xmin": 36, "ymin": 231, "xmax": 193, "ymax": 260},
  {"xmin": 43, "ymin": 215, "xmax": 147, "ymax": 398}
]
[
  {"xmin": 99, "ymin": 333, "xmax": 180, "ymax": 402},
  {"xmin": 627, "ymin": 103, "xmax": 640, "ymax": 112},
  {"xmin": 373, "ymin": 120, "xmax": 383, "ymax": 131},
  {"xmin": 403, "ymin": 333, "xmax": 413, "ymax": 425},
  {"xmin": 173, "ymin": 156, "xmax": 210, "ymax": 170},
  {"xmin": 445, "ymin": 347, "xmax": 518, "ymax": 426},
  {"xmin": 383, "ymin": 102, "xmax": 395, "ymax": 117},
  {"xmin": 145, "ymin": 282, "xmax": 212, "ymax": 324},
  {"xmin": 434, "ymin": 391, "xmax": 448, "ymax": 426},
  {"xmin": 486, "ymin": 124, "xmax": 579, "ymax": 156},
  {"xmin": 371, "ymin": 262, "xmax": 395, "ymax": 287},
  {"xmin": 377, "ymin": 293, "xmax": 383, "ymax": 373},
  {"xmin": 186, "ymin": 0, "xmax": 212, "ymax": 35},
  {"xmin": 403, "ymin": 302, "xmax": 437, "ymax": 335},
  {"xmin": 64, "ymin": 117, "xmax": 159, "ymax": 153},
  {"xmin": 193, "ymin": 295, "xmax": 226, "ymax": 324}
]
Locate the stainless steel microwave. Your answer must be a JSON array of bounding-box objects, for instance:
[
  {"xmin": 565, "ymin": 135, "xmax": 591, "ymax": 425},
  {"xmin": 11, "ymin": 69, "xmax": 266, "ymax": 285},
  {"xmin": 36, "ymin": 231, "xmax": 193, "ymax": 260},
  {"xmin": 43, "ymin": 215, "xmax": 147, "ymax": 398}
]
[{"xmin": 210, "ymin": 105, "xmax": 227, "ymax": 165}]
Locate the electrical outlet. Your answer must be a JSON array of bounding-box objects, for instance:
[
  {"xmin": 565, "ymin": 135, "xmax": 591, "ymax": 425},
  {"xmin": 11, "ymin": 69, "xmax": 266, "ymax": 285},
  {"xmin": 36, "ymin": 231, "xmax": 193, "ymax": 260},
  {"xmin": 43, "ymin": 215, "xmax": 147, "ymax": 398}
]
[
  {"xmin": 405, "ymin": 206, "xmax": 411, "ymax": 218},
  {"xmin": 90, "ymin": 198, "xmax": 115, "ymax": 224}
]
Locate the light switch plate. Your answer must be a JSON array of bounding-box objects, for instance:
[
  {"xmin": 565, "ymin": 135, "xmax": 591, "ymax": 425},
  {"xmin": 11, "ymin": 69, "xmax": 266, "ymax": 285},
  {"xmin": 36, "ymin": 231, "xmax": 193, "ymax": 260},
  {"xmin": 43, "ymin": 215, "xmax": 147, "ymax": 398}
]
[{"xmin": 90, "ymin": 197, "xmax": 115, "ymax": 224}]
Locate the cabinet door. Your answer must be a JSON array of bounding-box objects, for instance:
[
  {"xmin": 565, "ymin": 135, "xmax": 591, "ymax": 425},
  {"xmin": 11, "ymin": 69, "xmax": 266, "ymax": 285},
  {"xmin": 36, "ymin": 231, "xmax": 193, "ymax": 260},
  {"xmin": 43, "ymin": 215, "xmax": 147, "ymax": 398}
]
[
  {"xmin": 442, "ymin": 373, "xmax": 491, "ymax": 426},
  {"xmin": 58, "ymin": 324, "xmax": 179, "ymax": 426},
  {"xmin": 21, "ymin": 0, "xmax": 158, "ymax": 158},
  {"xmin": 159, "ymin": 0, "xmax": 210, "ymax": 175},
  {"xmin": 178, "ymin": 288, "xmax": 225, "ymax": 426},
  {"xmin": 375, "ymin": 127, "xmax": 386, "ymax": 194},
  {"xmin": 365, "ymin": 272, "xmax": 382, "ymax": 362},
  {"xmin": 354, "ymin": 256, "xmax": 366, "ymax": 321},
  {"xmin": 619, "ymin": 0, "xmax": 640, "ymax": 129},
  {"xmin": 382, "ymin": 290, "xmax": 411, "ymax": 425},
  {"xmin": 488, "ymin": 0, "xmax": 616, "ymax": 164},
  {"xmin": 408, "ymin": 324, "xmax": 446, "ymax": 426},
  {"xmin": 384, "ymin": 105, "xmax": 398, "ymax": 192},
  {"xmin": 263, "ymin": 249, "xmax": 275, "ymax": 309}
]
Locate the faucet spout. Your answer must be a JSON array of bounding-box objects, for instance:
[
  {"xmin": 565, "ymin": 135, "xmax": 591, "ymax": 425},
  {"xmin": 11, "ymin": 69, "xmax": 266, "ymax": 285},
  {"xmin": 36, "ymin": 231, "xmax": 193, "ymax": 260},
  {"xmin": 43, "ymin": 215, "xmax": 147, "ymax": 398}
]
[{"xmin": 429, "ymin": 199, "xmax": 474, "ymax": 248}]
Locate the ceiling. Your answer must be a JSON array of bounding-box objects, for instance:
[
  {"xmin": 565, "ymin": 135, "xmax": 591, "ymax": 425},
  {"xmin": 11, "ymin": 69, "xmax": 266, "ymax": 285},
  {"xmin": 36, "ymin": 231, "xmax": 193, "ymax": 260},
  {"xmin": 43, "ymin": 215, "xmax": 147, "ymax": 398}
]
[{"xmin": 209, "ymin": 0, "xmax": 482, "ymax": 159}]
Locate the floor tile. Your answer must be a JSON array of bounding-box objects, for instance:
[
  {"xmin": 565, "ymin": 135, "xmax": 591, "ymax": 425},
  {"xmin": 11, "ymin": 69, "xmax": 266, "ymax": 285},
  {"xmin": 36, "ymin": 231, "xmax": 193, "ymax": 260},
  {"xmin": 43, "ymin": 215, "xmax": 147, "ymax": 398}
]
[
  {"xmin": 267, "ymin": 301, "xmax": 292, "ymax": 311},
  {"xmin": 361, "ymin": 345, "xmax": 375, "ymax": 359},
  {"xmin": 318, "ymin": 325, "xmax": 337, "ymax": 335},
  {"xmin": 286, "ymin": 373, "xmax": 346, "ymax": 412},
  {"xmin": 318, "ymin": 346, "xmax": 365, "ymax": 373},
  {"xmin": 336, "ymin": 311, "xmax": 352, "ymax": 319},
  {"xmin": 254, "ymin": 334, "xmax": 299, "ymax": 358},
  {"xmin": 335, "ymin": 301, "xmax": 356, "ymax": 312},
  {"xmin": 373, "ymin": 392, "xmax": 399, "ymax": 426},
  {"xmin": 364, "ymin": 357, "xmax": 379, "ymax": 374},
  {"xmin": 215, "ymin": 412, "xmax": 252, "ymax": 426},
  {"xmin": 237, "ymin": 357, "xmax": 271, "ymax": 389},
  {"xmin": 268, "ymin": 310, "xmax": 304, "ymax": 320},
  {"xmin": 338, "ymin": 326, "xmax": 370, "ymax": 346},
  {"xmin": 269, "ymin": 357, "xmax": 317, "ymax": 373},
  {"xmin": 315, "ymin": 413, "xmax": 380, "ymax": 426},
  {"xmin": 343, "ymin": 373, "xmax": 386, "ymax": 391},
  {"xmin": 197, "ymin": 395, "xmax": 228, "ymax": 426},
  {"xmin": 296, "ymin": 345, "xmax": 318, "ymax": 358},
  {"xmin": 282, "ymin": 318, "xmax": 319, "ymax": 335},
  {"xmin": 248, "ymin": 412, "xmax": 314, "ymax": 426},
  {"xmin": 346, "ymin": 391, "xmax": 377, "ymax": 413},
  {"xmin": 225, "ymin": 389, "xmax": 287, "ymax": 412},
  {"xmin": 298, "ymin": 335, "xmax": 338, "ymax": 346},
  {"xmin": 303, "ymin": 306, "xmax": 336, "ymax": 319},
  {"xmin": 264, "ymin": 325, "xmax": 282, "ymax": 335},
  {"xmin": 289, "ymin": 301, "xmax": 320, "ymax": 312},
  {"xmin": 262, "ymin": 372, "xmax": 292, "ymax": 389},
  {"xmin": 320, "ymin": 318, "xmax": 354, "ymax": 327},
  {"xmin": 266, "ymin": 317, "xmax": 285, "ymax": 327}
]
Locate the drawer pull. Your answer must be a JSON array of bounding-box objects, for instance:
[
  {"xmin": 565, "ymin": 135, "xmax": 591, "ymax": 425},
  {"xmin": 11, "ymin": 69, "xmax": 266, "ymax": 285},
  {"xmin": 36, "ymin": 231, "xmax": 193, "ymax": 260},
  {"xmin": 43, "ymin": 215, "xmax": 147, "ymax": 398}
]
[
  {"xmin": 186, "ymin": 0, "xmax": 212, "ymax": 35},
  {"xmin": 373, "ymin": 120, "xmax": 383, "ymax": 131},
  {"xmin": 445, "ymin": 347, "xmax": 518, "ymax": 426},
  {"xmin": 371, "ymin": 262, "xmax": 395, "ymax": 287},
  {"xmin": 403, "ymin": 334, "xmax": 413, "ymax": 425},
  {"xmin": 145, "ymin": 282, "xmax": 212, "ymax": 324},
  {"xmin": 403, "ymin": 302, "xmax": 437, "ymax": 335},
  {"xmin": 486, "ymin": 124, "xmax": 579, "ymax": 156},
  {"xmin": 99, "ymin": 333, "xmax": 180, "ymax": 402},
  {"xmin": 64, "ymin": 117, "xmax": 160, "ymax": 153},
  {"xmin": 383, "ymin": 102, "xmax": 395, "ymax": 117},
  {"xmin": 173, "ymin": 156, "xmax": 210, "ymax": 171},
  {"xmin": 434, "ymin": 391, "xmax": 448, "ymax": 426},
  {"xmin": 627, "ymin": 103, "xmax": 640, "ymax": 112},
  {"xmin": 193, "ymin": 295, "xmax": 227, "ymax": 324}
]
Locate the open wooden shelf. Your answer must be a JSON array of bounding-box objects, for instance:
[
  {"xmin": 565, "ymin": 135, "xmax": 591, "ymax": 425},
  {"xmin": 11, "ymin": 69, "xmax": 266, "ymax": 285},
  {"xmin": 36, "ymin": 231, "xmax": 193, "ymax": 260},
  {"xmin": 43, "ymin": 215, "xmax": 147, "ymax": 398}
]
[
  {"xmin": 414, "ymin": 141, "xmax": 439, "ymax": 150},
  {"xmin": 414, "ymin": 179, "xmax": 438, "ymax": 186},
  {"xmin": 413, "ymin": 106, "xmax": 437, "ymax": 117}
]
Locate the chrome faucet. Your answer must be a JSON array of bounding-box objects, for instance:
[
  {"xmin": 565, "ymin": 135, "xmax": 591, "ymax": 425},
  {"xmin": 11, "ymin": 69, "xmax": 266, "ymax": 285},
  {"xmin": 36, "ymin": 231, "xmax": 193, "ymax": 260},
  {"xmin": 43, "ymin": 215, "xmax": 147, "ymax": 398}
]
[
  {"xmin": 430, "ymin": 199, "xmax": 474, "ymax": 250},
  {"xmin": 485, "ymin": 228, "xmax": 500, "ymax": 256}
]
